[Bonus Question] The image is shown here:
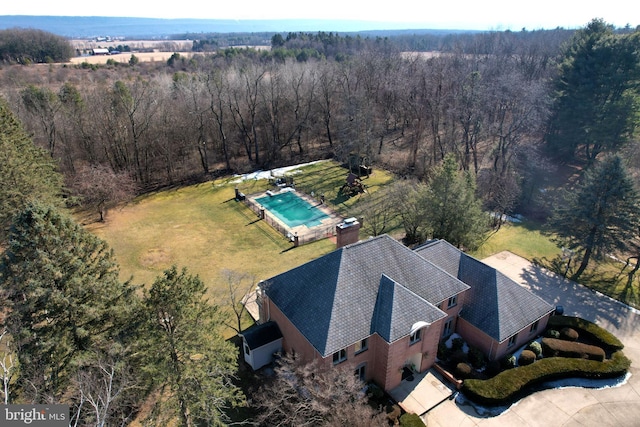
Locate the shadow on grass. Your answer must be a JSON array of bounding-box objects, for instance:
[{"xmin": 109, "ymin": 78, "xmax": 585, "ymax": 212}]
[{"xmin": 533, "ymin": 254, "xmax": 640, "ymax": 310}]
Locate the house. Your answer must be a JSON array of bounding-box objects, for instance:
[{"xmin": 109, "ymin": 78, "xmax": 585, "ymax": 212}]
[{"xmin": 253, "ymin": 235, "xmax": 554, "ymax": 392}]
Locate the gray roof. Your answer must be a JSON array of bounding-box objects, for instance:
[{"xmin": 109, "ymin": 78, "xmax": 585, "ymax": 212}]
[
  {"xmin": 415, "ymin": 240, "xmax": 554, "ymax": 342},
  {"xmin": 264, "ymin": 235, "xmax": 465, "ymax": 357},
  {"xmin": 241, "ymin": 321, "xmax": 283, "ymax": 350}
]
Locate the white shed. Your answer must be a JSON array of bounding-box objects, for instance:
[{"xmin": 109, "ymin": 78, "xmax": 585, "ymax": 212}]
[{"xmin": 240, "ymin": 321, "xmax": 283, "ymax": 370}]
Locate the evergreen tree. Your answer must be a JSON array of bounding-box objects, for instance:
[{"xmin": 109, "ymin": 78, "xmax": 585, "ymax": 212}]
[
  {"xmin": 550, "ymin": 155, "xmax": 640, "ymax": 281},
  {"xmin": 545, "ymin": 19, "xmax": 640, "ymax": 163},
  {"xmin": 0, "ymin": 96, "xmax": 63, "ymax": 241},
  {"xmin": 143, "ymin": 266, "xmax": 244, "ymax": 427},
  {"xmin": 0, "ymin": 203, "xmax": 140, "ymax": 402},
  {"xmin": 424, "ymin": 154, "xmax": 488, "ymax": 250}
]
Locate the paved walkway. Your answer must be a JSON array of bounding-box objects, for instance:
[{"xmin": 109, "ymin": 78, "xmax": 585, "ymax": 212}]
[
  {"xmin": 424, "ymin": 251, "xmax": 640, "ymax": 427},
  {"xmin": 388, "ymin": 370, "xmax": 455, "ymax": 415}
]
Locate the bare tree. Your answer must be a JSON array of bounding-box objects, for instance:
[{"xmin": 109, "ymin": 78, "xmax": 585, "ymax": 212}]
[
  {"xmin": 253, "ymin": 353, "xmax": 387, "ymax": 427},
  {"xmin": 0, "ymin": 329, "xmax": 16, "ymax": 404},
  {"xmin": 72, "ymin": 348, "xmax": 140, "ymax": 427},
  {"xmin": 69, "ymin": 164, "xmax": 137, "ymax": 222},
  {"xmin": 354, "ymin": 188, "xmax": 398, "ymax": 237},
  {"xmin": 217, "ymin": 269, "xmax": 257, "ymax": 335}
]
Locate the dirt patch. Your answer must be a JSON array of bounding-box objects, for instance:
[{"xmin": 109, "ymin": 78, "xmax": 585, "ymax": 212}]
[{"xmin": 139, "ymin": 247, "xmax": 172, "ymax": 269}]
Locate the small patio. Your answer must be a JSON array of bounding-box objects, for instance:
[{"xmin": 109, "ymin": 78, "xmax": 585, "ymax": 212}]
[{"xmin": 388, "ymin": 369, "xmax": 457, "ymax": 416}]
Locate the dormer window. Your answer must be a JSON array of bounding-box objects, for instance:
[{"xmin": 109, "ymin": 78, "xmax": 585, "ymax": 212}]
[{"xmin": 409, "ymin": 328, "xmax": 422, "ymax": 345}]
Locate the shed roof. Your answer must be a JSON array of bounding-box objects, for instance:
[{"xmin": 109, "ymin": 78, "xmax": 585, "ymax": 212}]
[{"xmin": 241, "ymin": 321, "xmax": 283, "ymax": 350}]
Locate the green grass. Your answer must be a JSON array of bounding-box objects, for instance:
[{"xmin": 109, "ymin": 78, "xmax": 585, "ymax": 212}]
[
  {"xmin": 87, "ymin": 159, "xmax": 639, "ymax": 314},
  {"xmin": 470, "ymin": 220, "xmax": 561, "ymax": 261},
  {"xmin": 87, "ymin": 160, "xmax": 394, "ymax": 295}
]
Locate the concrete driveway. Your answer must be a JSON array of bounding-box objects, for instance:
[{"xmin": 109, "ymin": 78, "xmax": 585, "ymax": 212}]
[{"xmin": 424, "ymin": 251, "xmax": 640, "ymax": 427}]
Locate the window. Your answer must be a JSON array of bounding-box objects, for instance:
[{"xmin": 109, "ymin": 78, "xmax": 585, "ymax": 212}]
[
  {"xmin": 529, "ymin": 320, "xmax": 539, "ymax": 334},
  {"xmin": 409, "ymin": 328, "xmax": 421, "ymax": 345},
  {"xmin": 333, "ymin": 348, "xmax": 347, "ymax": 364},
  {"xmin": 354, "ymin": 364, "xmax": 366, "ymax": 382},
  {"xmin": 442, "ymin": 318, "xmax": 453, "ymax": 337},
  {"xmin": 244, "ymin": 344, "xmax": 250, "ymax": 356},
  {"xmin": 447, "ymin": 295, "xmax": 458, "ymax": 308},
  {"xmin": 507, "ymin": 334, "xmax": 517, "ymax": 347},
  {"xmin": 354, "ymin": 338, "xmax": 368, "ymax": 354}
]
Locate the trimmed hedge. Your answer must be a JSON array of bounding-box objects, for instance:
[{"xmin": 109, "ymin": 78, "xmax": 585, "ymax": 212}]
[
  {"xmin": 547, "ymin": 316, "xmax": 624, "ymax": 351},
  {"xmin": 518, "ymin": 350, "xmax": 537, "ymax": 366},
  {"xmin": 541, "ymin": 338, "xmax": 605, "ymax": 361},
  {"xmin": 560, "ymin": 327, "xmax": 579, "ymax": 341},
  {"xmin": 461, "ymin": 316, "xmax": 630, "ymax": 406},
  {"xmin": 461, "ymin": 351, "xmax": 630, "ymax": 406}
]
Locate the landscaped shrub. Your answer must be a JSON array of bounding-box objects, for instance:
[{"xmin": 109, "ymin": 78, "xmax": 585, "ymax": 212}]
[
  {"xmin": 545, "ymin": 329, "xmax": 560, "ymax": 339},
  {"xmin": 468, "ymin": 345, "xmax": 486, "ymax": 369},
  {"xmin": 461, "ymin": 317, "xmax": 630, "ymax": 406},
  {"xmin": 518, "ymin": 350, "xmax": 536, "ymax": 366},
  {"xmin": 541, "ymin": 338, "xmax": 605, "ymax": 361},
  {"xmin": 461, "ymin": 350, "xmax": 630, "ymax": 406},
  {"xmin": 386, "ymin": 404, "xmax": 402, "ymax": 424},
  {"xmin": 367, "ymin": 383, "xmax": 384, "ymax": 400},
  {"xmin": 501, "ymin": 354, "xmax": 516, "ymax": 370},
  {"xmin": 450, "ymin": 349, "xmax": 468, "ymax": 365},
  {"xmin": 451, "ymin": 337, "xmax": 465, "ymax": 351},
  {"xmin": 560, "ymin": 327, "xmax": 579, "ymax": 341},
  {"xmin": 455, "ymin": 362, "xmax": 473, "ymax": 379},
  {"xmin": 437, "ymin": 341, "xmax": 452, "ymax": 361},
  {"xmin": 399, "ymin": 412, "xmax": 426, "ymax": 427},
  {"xmin": 547, "ymin": 316, "xmax": 624, "ymax": 351},
  {"xmin": 526, "ymin": 341, "xmax": 543, "ymax": 358}
]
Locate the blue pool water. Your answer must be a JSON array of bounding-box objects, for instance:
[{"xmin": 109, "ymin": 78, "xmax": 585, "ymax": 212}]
[{"xmin": 255, "ymin": 191, "xmax": 328, "ymax": 228}]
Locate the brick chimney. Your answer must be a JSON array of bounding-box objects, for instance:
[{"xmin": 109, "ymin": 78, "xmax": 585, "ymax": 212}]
[{"xmin": 336, "ymin": 217, "xmax": 360, "ymax": 248}]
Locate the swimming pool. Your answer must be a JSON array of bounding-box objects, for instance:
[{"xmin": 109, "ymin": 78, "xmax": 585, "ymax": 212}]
[{"xmin": 255, "ymin": 191, "xmax": 329, "ymax": 228}]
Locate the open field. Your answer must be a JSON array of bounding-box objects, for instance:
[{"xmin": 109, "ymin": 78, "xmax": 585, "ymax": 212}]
[{"xmin": 68, "ymin": 51, "xmax": 193, "ymax": 65}]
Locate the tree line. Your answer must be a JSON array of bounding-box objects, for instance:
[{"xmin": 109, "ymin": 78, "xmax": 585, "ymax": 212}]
[
  {"xmin": 3, "ymin": 27, "xmax": 564, "ymax": 212},
  {"xmin": 0, "ymin": 28, "xmax": 74, "ymax": 64}
]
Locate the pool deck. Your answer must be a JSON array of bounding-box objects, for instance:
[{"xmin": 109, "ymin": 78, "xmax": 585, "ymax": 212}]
[{"xmin": 248, "ymin": 188, "xmax": 343, "ymax": 240}]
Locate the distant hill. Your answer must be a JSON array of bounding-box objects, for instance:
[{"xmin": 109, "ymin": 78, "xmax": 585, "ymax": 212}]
[{"xmin": 0, "ymin": 16, "xmax": 474, "ymax": 39}]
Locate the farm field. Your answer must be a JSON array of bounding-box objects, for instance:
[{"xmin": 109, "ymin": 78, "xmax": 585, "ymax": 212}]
[{"xmin": 68, "ymin": 51, "xmax": 193, "ymax": 64}]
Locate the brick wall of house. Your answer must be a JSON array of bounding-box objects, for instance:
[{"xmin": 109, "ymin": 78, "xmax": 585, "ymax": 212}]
[
  {"xmin": 457, "ymin": 312, "xmax": 553, "ymax": 361},
  {"xmin": 378, "ymin": 319, "xmax": 444, "ymax": 391},
  {"xmin": 265, "ymin": 300, "xmax": 322, "ymax": 362},
  {"xmin": 456, "ymin": 318, "xmax": 496, "ymax": 358},
  {"xmin": 491, "ymin": 312, "xmax": 553, "ymax": 360}
]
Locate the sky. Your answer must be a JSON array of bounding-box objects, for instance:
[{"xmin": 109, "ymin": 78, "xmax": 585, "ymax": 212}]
[{"xmin": 2, "ymin": 0, "xmax": 636, "ymax": 31}]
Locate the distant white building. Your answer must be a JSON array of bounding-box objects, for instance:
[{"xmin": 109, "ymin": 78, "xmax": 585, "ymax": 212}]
[{"xmin": 92, "ymin": 48, "xmax": 110, "ymax": 55}]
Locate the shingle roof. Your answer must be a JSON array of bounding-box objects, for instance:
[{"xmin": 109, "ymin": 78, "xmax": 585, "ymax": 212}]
[
  {"xmin": 264, "ymin": 235, "xmax": 466, "ymax": 357},
  {"xmin": 415, "ymin": 240, "xmax": 554, "ymax": 342},
  {"xmin": 371, "ymin": 275, "xmax": 446, "ymax": 342},
  {"xmin": 241, "ymin": 321, "xmax": 283, "ymax": 350}
]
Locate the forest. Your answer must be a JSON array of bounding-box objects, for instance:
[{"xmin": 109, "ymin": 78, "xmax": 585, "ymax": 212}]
[
  {"xmin": 1, "ymin": 23, "xmax": 630, "ymax": 214},
  {"xmin": 0, "ymin": 18, "xmax": 639, "ymax": 425}
]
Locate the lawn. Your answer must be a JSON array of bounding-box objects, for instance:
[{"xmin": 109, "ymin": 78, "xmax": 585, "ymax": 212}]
[
  {"xmin": 86, "ymin": 159, "xmax": 639, "ymax": 317},
  {"xmin": 470, "ymin": 220, "xmax": 561, "ymax": 261},
  {"xmin": 86, "ymin": 160, "xmax": 395, "ymax": 294}
]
